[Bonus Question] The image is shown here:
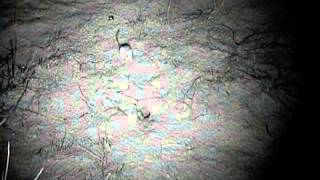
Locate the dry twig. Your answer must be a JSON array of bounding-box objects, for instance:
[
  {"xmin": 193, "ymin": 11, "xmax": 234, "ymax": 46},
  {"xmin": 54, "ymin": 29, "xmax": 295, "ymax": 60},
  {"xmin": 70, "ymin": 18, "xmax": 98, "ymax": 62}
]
[
  {"xmin": 166, "ymin": 0, "xmax": 172, "ymax": 24},
  {"xmin": 3, "ymin": 142, "xmax": 10, "ymax": 180},
  {"xmin": 33, "ymin": 167, "xmax": 44, "ymax": 180}
]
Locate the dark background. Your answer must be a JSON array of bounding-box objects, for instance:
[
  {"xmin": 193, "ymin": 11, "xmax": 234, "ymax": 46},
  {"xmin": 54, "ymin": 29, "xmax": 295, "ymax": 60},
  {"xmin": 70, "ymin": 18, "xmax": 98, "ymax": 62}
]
[{"xmin": 261, "ymin": 0, "xmax": 307, "ymax": 178}]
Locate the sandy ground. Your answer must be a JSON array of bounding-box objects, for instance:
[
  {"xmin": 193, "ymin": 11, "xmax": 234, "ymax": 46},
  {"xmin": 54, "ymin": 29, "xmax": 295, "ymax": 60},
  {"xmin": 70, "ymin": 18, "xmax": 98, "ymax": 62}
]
[{"xmin": 0, "ymin": 0, "xmax": 299, "ymax": 179}]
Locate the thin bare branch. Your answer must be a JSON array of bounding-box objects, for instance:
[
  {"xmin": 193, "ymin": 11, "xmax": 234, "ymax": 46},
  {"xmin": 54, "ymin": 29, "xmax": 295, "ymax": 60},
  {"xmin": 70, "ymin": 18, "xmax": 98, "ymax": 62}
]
[
  {"xmin": 33, "ymin": 167, "xmax": 44, "ymax": 180},
  {"xmin": 4, "ymin": 141, "xmax": 10, "ymax": 180},
  {"xmin": 166, "ymin": 0, "xmax": 172, "ymax": 24},
  {"xmin": 0, "ymin": 117, "xmax": 7, "ymax": 127}
]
